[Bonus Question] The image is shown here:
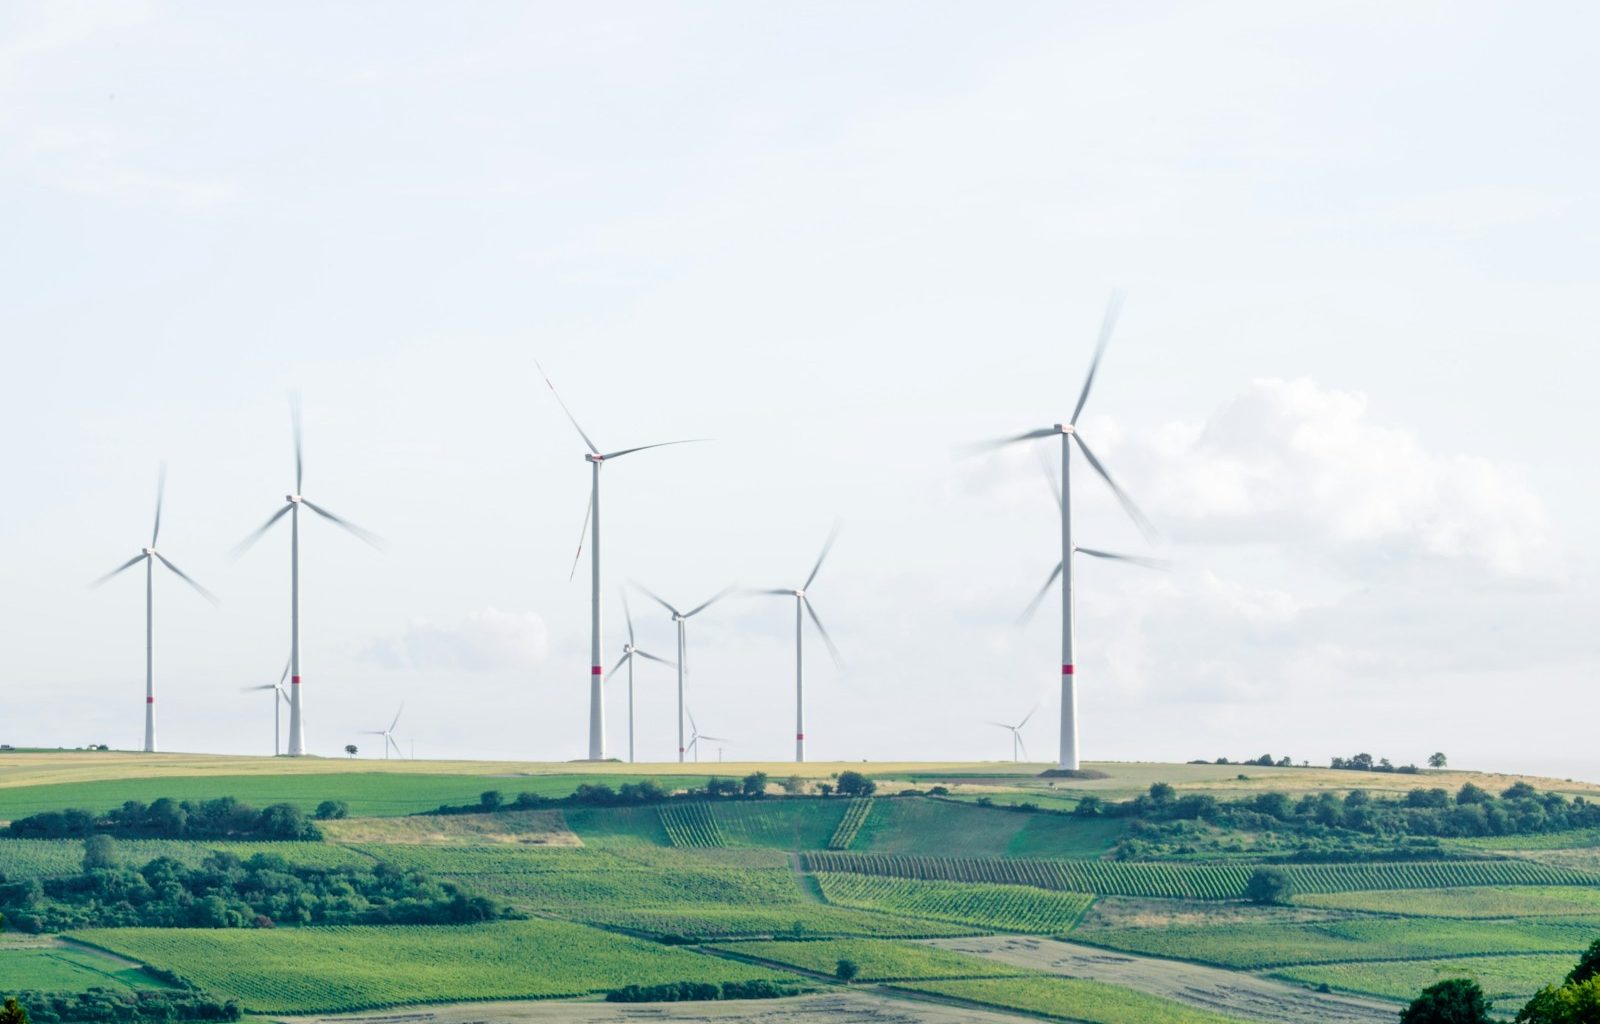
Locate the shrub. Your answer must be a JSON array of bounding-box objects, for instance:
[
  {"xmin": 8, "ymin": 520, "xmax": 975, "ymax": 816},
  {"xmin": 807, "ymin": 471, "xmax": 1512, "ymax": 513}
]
[
  {"xmin": 1244, "ymin": 866, "xmax": 1292, "ymax": 905},
  {"xmin": 836, "ymin": 958, "xmax": 860, "ymax": 981},
  {"xmin": 1399, "ymin": 977, "xmax": 1492, "ymax": 1024},
  {"xmin": 835, "ymin": 772, "xmax": 876, "ymax": 797}
]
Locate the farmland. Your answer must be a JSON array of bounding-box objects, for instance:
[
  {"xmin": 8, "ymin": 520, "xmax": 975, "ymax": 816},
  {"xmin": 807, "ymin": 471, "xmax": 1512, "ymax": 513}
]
[{"xmin": 2, "ymin": 753, "xmax": 1599, "ymax": 1022}]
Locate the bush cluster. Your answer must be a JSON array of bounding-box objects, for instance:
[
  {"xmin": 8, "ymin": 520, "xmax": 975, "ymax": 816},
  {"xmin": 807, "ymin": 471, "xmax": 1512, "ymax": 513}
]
[
  {"xmin": 3, "ymin": 990, "xmax": 240, "ymax": 1024},
  {"xmin": 605, "ymin": 980, "xmax": 801, "ymax": 1003},
  {"xmin": 6, "ymin": 797, "xmax": 319, "ymax": 841}
]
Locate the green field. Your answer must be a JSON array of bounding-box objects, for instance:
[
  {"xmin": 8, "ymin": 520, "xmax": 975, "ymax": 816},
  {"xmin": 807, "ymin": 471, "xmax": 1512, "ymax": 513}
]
[
  {"xmin": 816, "ymin": 873, "xmax": 1095, "ymax": 933},
  {"xmin": 0, "ymin": 837, "xmax": 369, "ymax": 877},
  {"xmin": 1270, "ymin": 953, "xmax": 1580, "ymax": 1005},
  {"xmin": 848, "ymin": 798, "xmax": 1126, "ymax": 859},
  {"xmin": 1298, "ymin": 885, "xmax": 1600, "ymax": 918},
  {"xmin": 903, "ymin": 976, "xmax": 1250, "ymax": 1024},
  {"xmin": 714, "ymin": 937, "xmax": 1027, "ymax": 980},
  {"xmin": 74, "ymin": 920, "xmax": 790, "ymax": 1012},
  {"xmin": 0, "ymin": 940, "xmax": 175, "ymax": 993}
]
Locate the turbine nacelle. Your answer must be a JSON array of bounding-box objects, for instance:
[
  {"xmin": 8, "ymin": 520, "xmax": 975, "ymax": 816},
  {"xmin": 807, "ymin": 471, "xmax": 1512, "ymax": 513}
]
[
  {"xmin": 141, "ymin": 547, "xmax": 156, "ymax": 557},
  {"xmin": 286, "ymin": 494, "xmax": 303, "ymax": 503},
  {"xmin": 1054, "ymin": 423, "xmax": 1074, "ymax": 434}
]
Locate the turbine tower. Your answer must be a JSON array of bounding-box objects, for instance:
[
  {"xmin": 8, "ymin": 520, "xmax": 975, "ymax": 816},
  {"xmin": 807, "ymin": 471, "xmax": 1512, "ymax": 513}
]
[
  {"xmin": 636, "ymin": 584, "xmax": 733, "ymax": 763},
  {"xmin": 988, "ymin": 705, "xmax": 1038, "ymax": 762},
  {"xmin": 605, "ymin": 593, "xmax": 675, "ymax": 763},
  {"xmin": 979, "ymin": 293, "xmax": 1157, "ymax": 771},
  {"xmin": 235, "ymin": 394, "xmax": 381, "ymax": 757},
  {"xmin": 536, "ymin": 361, "xmax": 700, "ymax": 762},
  {"xmin": 92, "ymin": 464, "xmax": 218, "ymax": 753},
  {"xmin": 756, "ymin": 524, "xmax": 843, "ymax": 762},
  {"xmin": 241, "ymin": 658, "xmax": 291, "ymax": 756},
  {"xmin": 684, "ymin": 707, "xmax": 728, "ymax": 764},
  {"xmin": 363, "ymin": 703, "xmax": 405, "ymax": 760}
]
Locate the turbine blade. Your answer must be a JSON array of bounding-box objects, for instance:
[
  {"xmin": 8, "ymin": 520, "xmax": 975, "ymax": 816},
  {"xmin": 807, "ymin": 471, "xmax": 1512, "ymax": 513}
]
[
  {"xmin": 962, "ymin": 427, "xmax": 1057, "ymax": 455},
  {"xmin": 1035, "ymin": 445, "xmax": 1063, "ymax": 512},
  {"xmin": 1017, "ymin": 734, "xmax": 1031, "ymax": 762},
  {"xmin": 986, "ymin": 721, "xmax": 1012, "ymax": 730},
  {"xmin": 752, "ymin": 588, "xmax": 795, "ymax": 595},
  {"xmin": 1070, "ymin": 290, "xmax": 1125, "ymax": 426},
  {"xmin": 635, "ymin": 650, "xmax": 676, "ymax": 668},
  {"xmin": 700, "ymin": 735, "xmax": 730, "ymax": 743},
  {"xmin": 633, "ymin": 582, "xmax": 681, "ymax": 618},
  {"xmin": 1070, "ymin": 433, "xmax": 1157, "ymax": 542},
  {"xmin": 605, "ymin": 653, "xmax": 629, "ymax": 680},
  {"xmin": 623, "ymin": 589, "xmax": 635, "ymax": 645},
  {"xmin": 91, "ymin": 553, "xmax": 147, "ymax": 588},
  {"xmin": 1076, "ymin": 547, "xmax": 1171, "ymax": 571},
  {"xmin": 241, "ymin": 683, "xmax": 277, "ymax": 692},
  {"xmin": 1018, "ymin": 703, "xmax": 1040, "ymax": 729},
  {"xmin": 291, "ymin": 390, "xmax": 304, "ymax": 492},
  {"xmin": 598, "ymin": 438, "xmax": 707, "ymax": 461},
  {"xmin": 568, "ymin": 493, "xmax": 593, "ymax": 583},
  {"xmin": 686, "ymin": 706, "xmax": 698, "ymax": 735},
  {"xmin": 388, "ymin": 734, "xmax": 405, "ymax": 760},
  {"xmin": 301, "ymin": 499, "xmax": 385, "ymax": 550},
  {"xmin": 151, "ymin": 462, "xmax": 167, "ymax": 547},
  {"xmin": 684, "ymin": 584, "xmax": 737, "ymax": 618},
  {"xmin": 155, "ymin": 553, "xmax": 220, "ymax": 606},
  {"xmin": 533, "ymin": 360, "xmax": 600, "ymax": 455},
  {"xmin": 802, "ymin": 521, "xmax": 841, "ymax": 592},
  {"xmin": 1018, "ymin": 561, "xmax": 1064, "ymax": 626},
  {"xmin": 803, "ymin": 599, "xmax": 843, "ymax": 669},
  {"xmin": 390, "ymin": 702, "xmax": 405, "ymax": 732},
  {"xmin": 281, "ymin": 657, "xmax": 291, "ymax": 685},
  {"xmin": 232, "ymin": 504, "xmax": 292, "ymax": 559}
]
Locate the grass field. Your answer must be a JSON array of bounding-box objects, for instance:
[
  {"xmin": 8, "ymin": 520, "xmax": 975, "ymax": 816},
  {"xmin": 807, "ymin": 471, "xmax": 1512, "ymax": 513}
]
[
  {"xmin": 0, "ymin": 939, "xmax": 175, "ymax": 993},
  {"xmin": 0, "ymin": 837, "xmax": 369, "ymax": 877},
  {"xmin": 74, "ymin": 920, "xmax": 791, "ymax": 1012},
  {"xmin": 1297, "ymin": 885, "xmax": 1600, "ymax": 919},
  {"xmin": 847, "ymin": 798, "xmax": 1125, "ymax": 859},
  {"xmin": 713, "ymin": 938, "xmax": 1027, "ymax": 980},
  {"xmin": 901, "ymin": 976, "xmax": 1251, "ymax": 1024},
  {"xmin": 1270, "ymin": 953, "xmax": 1579, "ymax": 1005},
  {"xmin": 815, "ymin": 873, "xmax": 1095, "ymax": 933}
]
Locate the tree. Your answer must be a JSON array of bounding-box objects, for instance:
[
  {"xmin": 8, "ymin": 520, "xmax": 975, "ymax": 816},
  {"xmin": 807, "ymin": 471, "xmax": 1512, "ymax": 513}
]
[
  {"xmin": 315, "ymin": 800, "xmax": 349, "ymax": 820},
  {"xmin": 344, "ymin": 744, "xmax": 358, "ymax": 758},
  {"xmin": 1515, "ymin": 977, "xmax": 1600, "ymax": 1024},
  {"xmin": 817, "ymin": 783, "xmax": 834, "ymax": 797},
  {"xmin": 781, "ymin": 775, "xmax": 806, "ymax": 795},
  {"xmin": 480, "ymin": 790, "xmax": 504, "ymax": 810},
  {"xmin": 82, "ymin": 834, "xmax": 118, "ymax": 872},
  {"xmin": 1244, "ymin": 866, "xmax": 1292, "ymax": 905},
  {"xmin": 1567, "ymin": 938, "xmax": 1600, "ymax": 987},
  {"xmin": 1429, "ymin": 752, "xmax": 1448, "ymax": 769},
  {"xmin": 835, "ymin": 958, "xmax": 860, "ymax": 981},
  {"xmin": 1073, "ymin": 796, "xmax": 1102, "ymax": 818},
  {"xmin": 1401, "ymin": 978, "xmax": 1492, "ymax": 1024},
  {"xmin": 835, "ymin": 771, "xmax": 876, "ymax": 797},
  {"xmin": 1, "ymin": 997, "xmax": 29, "ymax": 1024},
  {"xmin": 741, "ymin": 772, "xmax": 769, "ymax": 798},
  {"xmin": 1457, "ymin": 783, "xmax": 1491, "ymax": 805},
  {"xmin": 1147, "ymin": 782, "xmax": 1175, "ymax": 804}
]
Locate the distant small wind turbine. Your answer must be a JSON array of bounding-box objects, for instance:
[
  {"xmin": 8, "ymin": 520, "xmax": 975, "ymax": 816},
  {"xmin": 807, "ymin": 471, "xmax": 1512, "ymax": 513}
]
[
  {"xmin": 92, "ymin": 464, "xmax": 218, "ymax": 753},
  {"xmin": 240, "ymin": 658, "xmax": 291, "ymax": 756},
  {"xmin": 636, "ymin": 583, "xmax": 735, "ymax": 763},
  {"xmin": 684, "ymin": 707, "xmax": 728, "ymax": 764},
  {"xmin": 536, "ymin": 361, "xmax": 703, "ymax": 762},
  {"xmin": 234, "ymin": 394, "xmax": 382, "ymax": 757},
  {"xmin": 605, "ymin": 593, "xmax": 675, "ymax": 764},
  {"xmin": 362, "ymin": 703, "xmax": 405, "ymax": 760},
  {"xmin": 755, "ymin": 523, "xmax": 843, "ymax": 763},
  {"xmin": 974, "ymin": 292, "xmax": 1161, "ymax": 771},
  {"xmin": 989, "ymin": 706, "xmax": 1039, "ymax": 762}
]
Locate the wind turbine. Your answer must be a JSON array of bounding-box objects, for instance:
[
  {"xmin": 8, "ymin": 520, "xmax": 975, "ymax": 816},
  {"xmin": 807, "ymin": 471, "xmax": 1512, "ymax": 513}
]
[
  {"xmin": 536, "ymin": 361, "xmax": 701, "ymax": 762},
  {"xmin": 234, "ymin": 394, "xmax": 382, "ymax": 757},
  {"xmin": 636, "ymin": 584, "xmax": 734, "ymax": 763},
  {"xmin": 684, "ymin": 707, "xmax": 729, "ymax": 764},
  {"xmin": 976, "ymin": 292, "xmax": 1159, "ymax": 771},
  {"xmin": 240, "ymin": 658, "xmax": 291, "ymax": 756},
  {"xmin": 91, "ymin": 464, "xmax": 218, "ymax": 753},
  {"xmin": 756, "ymin": 524, "xmax": 843, "ymax": 763},
  {"xmin": 989, "ymin": 706, "xmax": 1038, "ymax": 762},
  {"xmin": 363, "ymin": 703, "xmax": 405, "ymax": 760},
  {"xmin": 605, "ymin": 593, "xmax": 675, "ymax": 764}
]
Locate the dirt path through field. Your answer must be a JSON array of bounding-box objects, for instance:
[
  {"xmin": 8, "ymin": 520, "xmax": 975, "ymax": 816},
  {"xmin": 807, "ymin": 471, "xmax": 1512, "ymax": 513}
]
[
  {"xmin": 276, "ymin": 991, "xmax": 1043, "ymax": 1024},
  {"xmin": 922, "ymin": 935, "xmax": 1400, "ymax": 1024}
]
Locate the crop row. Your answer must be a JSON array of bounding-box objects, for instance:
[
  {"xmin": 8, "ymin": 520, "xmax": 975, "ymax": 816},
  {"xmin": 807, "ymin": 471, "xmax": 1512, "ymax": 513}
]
[
  {"xmin": 815, "ymin": 872, "xmax": 1093, "ymax": 933},
  {"xmin": 828, "ymin": 798, "xmax": 873, "ymax": 850},
  {"xmin": 659, "ymin": 802, "xmax": 725, "ymax": 848},
  {"xmin": 0, "ymin": 838, "xmax": 366, "ymax": 879},
  {"xmin": 802, "ymin": 852, "xmax": 1599, "ymax": 900}
]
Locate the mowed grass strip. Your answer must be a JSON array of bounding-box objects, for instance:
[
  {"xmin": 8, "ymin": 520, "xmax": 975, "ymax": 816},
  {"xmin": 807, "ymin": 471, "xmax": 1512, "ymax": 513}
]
[
  {"xmin": 73, "ymin": 920, "xmax": 789, "ymax": 1013},
  {"xmin": 0, "ymin": 942, "xmax": 176, "ymax": 992},
  {"xmin": 901, "ymin": 976, "xmax": 1251, "ymax": 1024},
  {"xmin": 712, "ymin": 938, "xmax": 1028, "ymax": 980},
  {"xmin": 1270, "ymin": 953, "xmax": 1580, "ymax": 1003},
  {"xmin": 1296, "ymin": 885, "xmax": 1600, "ymax": 919},
  {"xmin": 0, "ymin": 838, "xmax": 367, "ymax": 879},
  {"xmin": 1077, "ymin": 917, "xmax": 1599, "ymax": 969},
  {"xmin": 815, "ymin": 873, "xmax": 1093, "ymax": 933}
]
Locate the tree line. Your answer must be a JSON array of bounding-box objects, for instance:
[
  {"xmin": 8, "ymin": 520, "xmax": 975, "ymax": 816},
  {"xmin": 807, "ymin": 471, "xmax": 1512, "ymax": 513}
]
[
  {"xmin": 5, "ymin": 797, "xmax": 321, "ymax": 841},
  {"xmin": 1402, "ymin": 939, "xmax": 1600, "ymax": 1023}
]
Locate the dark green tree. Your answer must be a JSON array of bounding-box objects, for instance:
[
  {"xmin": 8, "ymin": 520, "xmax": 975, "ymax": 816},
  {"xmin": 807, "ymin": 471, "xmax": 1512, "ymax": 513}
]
[
  {"xmin": 82, "ymin": 834, "xmax": 118, "ymax": 871},
  {"xmin": 835, "ymin": 771, "xmax": 876, "ymax": 797},
  {"xmin": 741, "ymin": 772, "xmax": 769, "ymax": 797},
  {"xmin": 479, "ymin": 790, "xmax": 504, "ymax": 810},
  {"xmin": 0, "ymin": 997, "xmax": 28, "ymax": 1024},
  {"xmin": 835, "ymin": 958, "xmax": 860, "ymax": 981},
  {"xmin": 1567, "ymin": 938, "xmax": 1600, "ymax": 986},
  {"xmin": 1400, "ymin": 978, "xmax": 1492, "ymax": 1024},
  {"xmin": 1428, "ymin": 752, "xmax": 1448, "ymax": 768},
  {"xmin": 1243, "ymin": 866, "xmax": 1292, "ymax": 905},
  {"xmin": 1148, "ymin": 782, "xmax": 1175, "ymax": 804}
]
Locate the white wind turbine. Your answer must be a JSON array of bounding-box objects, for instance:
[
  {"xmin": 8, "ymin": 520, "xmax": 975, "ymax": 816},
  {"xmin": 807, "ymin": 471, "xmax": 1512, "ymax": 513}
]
[
  {"xmin": 605, "ymin": 593, "xmax": 676, "ymax": 764},
  {"xmin": 240, "ymin": 658, "xmax": 291, "ymax": 756},
  {"xmin": 989, "ymin": 705, "xmax": 1038, "ymax": 762},
  {"xmin": 684, "ymin": 707, "xmax": 729, "ymax": 764},
  {"xmin": 536, "ymin": 361, "xmax": 701, "ymax": 762},
  {"xmin": 234, "ymin": 394, "xmax": 382, "ymax": 757},
  {"xmin": 363, "ymin": 703, "xmax": 406, "ymax": 760},
  {"xmin": 91, "ymin": 464, "xmax": 218, "ymax": 753},
  {"xmin": 755, "ymin": 525, "xmax": 843, "ymax": 763},
  {"xmin": 977, "ymin": 292, "xmax": 1160, "ymax": 771},
  {"xmin": 636, "ymin": 583, "xmax": 735, "ymax": 763}
]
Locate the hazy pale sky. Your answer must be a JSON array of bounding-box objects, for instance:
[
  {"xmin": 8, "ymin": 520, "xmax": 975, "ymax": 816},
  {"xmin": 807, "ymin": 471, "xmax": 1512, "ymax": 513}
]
[{"xmin": 3, "ymin": 2, "xmax": 1596, "ymax": 778}]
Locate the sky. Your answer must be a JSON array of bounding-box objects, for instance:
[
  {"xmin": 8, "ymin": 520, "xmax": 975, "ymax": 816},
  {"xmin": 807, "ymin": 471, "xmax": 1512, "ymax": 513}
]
[{"xmin": 2, "ymin": 1, "xmax": 1596, "ymax": 779}]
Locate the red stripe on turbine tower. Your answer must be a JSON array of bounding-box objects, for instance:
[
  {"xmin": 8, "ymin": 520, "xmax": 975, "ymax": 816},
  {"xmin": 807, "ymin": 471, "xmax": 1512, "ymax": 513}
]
[
  {"xmin": 291, "ymin": 676, "xmax": 301, "ymax": 684},
  {"xmin": 1062, "ymin": 664, "xmax": 1074, "ymax": 674},
  {"xmin": 591, "ymin": 665, "xmax": 602, "ymax": 675},
  {"xmin": 796, "ymin": 733, "xmax": 805, "ymax": 740},
  {"xmin": 146, "ymin": 696, "xmax": 154, "ymax": 703}
]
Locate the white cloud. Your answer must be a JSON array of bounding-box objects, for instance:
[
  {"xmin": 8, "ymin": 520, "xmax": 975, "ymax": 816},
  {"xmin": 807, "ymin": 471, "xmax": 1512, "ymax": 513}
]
[{"xmin": 363, "ymin": 608, "xmax": 548, "ymax": 672}]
